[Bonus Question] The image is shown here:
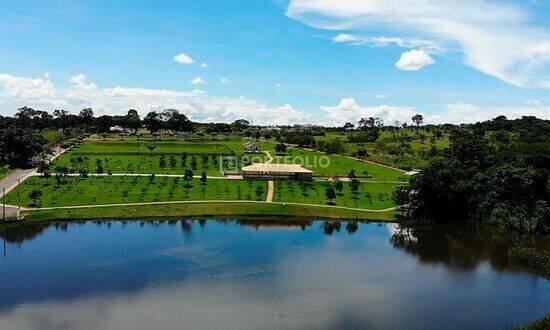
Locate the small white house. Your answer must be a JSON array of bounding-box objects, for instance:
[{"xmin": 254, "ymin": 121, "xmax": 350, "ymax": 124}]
[{"xmin": 109, "ymin": 125, "xmax": 125, "ymax": 132}]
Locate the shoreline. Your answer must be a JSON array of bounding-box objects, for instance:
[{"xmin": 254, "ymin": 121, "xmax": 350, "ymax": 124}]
[{"xmin": 7, "ymin": 202, "xmax": 396, "ymax": 226}]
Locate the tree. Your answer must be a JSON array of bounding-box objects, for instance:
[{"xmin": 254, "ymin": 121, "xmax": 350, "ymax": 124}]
[
  {"xmin": 200, "ymin": 171, "xmax": 207, "ymax": 184},
  {"xmin": 392, "ymin": 186, "xmax": 412, "ymax": 216},
  {"xmin": 325, "ymin": 186, "xmax": 336, "ymax": 204},
  {"xmin": 184, "ymin": 169, "xmax": 194, "ymax": 187},
  {"xmin": 231, "ymin": 119, "xmax": 251, "ymax": 132},
  {"xmin": 53, "ymin": 109, "xmax": 70, "ymax": 134},
  {"xmin": 349, "ymin": 178, "xmax": 360, "ymax": 195},
  {"xmin": 163, "ymin": 109, "xmax": 193, "ymax": 132},
  {"xmin": 79, "ymin": 108, "xmax": 94, "ymax": 130},
  {"xmin": 143, "ymin": 111, "xmax": 163, "ymax": 133},
  {"xmin": 356, "ymin": 146, "xmax": 368, "ymax": 158},
  {"xmin": 334, "ymin": 179, "xmax": 343, "ymax": 194},
  {"xmin": 358, "ymin": 117, "xmax": 383, "ymax": 130},
  {"xmin": 96, "ymin": 159, "xmax": 104, "ymax": 175},
  {"xmin": 0, "ymin": 128, "xmax": 47, "ymax": 167},
  {"xmin": 29, "ymin": 189, "xmax": 42, "ymax": 207},
  {"xmin": 79, "ymin": 168, "xmax": 88, "ymax": 177},
  {"xmin": 125, "ymin": 109, "xmax": 142, "ymax": 131},
  {"xmin": 275, "ymin": 143, "xmax": 287, "ymax": 154},
  {"xmin": 348, "ymin": 169, "xmax": 356, "ymax": 179},
  {"xmin": 343, "ymin": 122, "xmax": 355, "ymax": 130},
  {"xmin": 190, "ymin": 156, "xmax": 198, "ymax": 170},
  {"xmin": 412, "ymin": 114, "xmax": 424, "ymax": 132},
  {"xmin": 159, "ymin": 155, "xmax": 166, "ymax": 168},
  {"xmin": 255, "ymin": 185, "xmax": 264, "ymax": 200}
]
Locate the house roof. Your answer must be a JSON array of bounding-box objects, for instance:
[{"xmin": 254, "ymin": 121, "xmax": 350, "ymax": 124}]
[{"xmin": 242, "ymin": 163, "xmax": 313, "ymax": 174}]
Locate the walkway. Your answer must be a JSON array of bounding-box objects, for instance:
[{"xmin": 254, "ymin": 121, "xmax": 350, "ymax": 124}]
[
  {"xmin": 266, "ymin": 181, "xmax": 274, "ymax": 202},
  {"xmin": 0, "ymin": 146, "xmax": 66, "ymax": 195},
  {"xmin": 21, "ymin": 199, "xmax": 396, "ymax": 213}
]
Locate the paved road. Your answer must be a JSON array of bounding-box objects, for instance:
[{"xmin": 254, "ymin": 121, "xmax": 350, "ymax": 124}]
[{"xmin": 0, "ymin": 168, "xmax": 36, "ymax": 195}]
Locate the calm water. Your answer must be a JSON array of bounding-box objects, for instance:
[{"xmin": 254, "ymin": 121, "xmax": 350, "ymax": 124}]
[{"xmin": 0, "ymin": 219, "xmax": 548, "ymax": 330}]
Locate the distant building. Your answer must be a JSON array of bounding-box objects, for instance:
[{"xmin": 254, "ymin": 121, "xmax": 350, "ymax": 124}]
[
  {"xmin": 242, "ymin": 163, "xmax": 313, "ymax": 180},
  {"xmin": 109, "ymin": 125, "xmax": 125, "ymax": 132},
  {"xmin": 243, "ymin": 142, "xmax": 261, "ymax": 153}
]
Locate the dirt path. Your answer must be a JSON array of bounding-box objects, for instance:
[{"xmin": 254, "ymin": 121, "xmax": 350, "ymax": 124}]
[
  {"xmin": 264, "ymin": 151, "xmax": 274, "ymax": 164},
  {"xmin": 20, "ymin": 199, "xmax": 396, "ymax": 213},
  {"xmin": 266, "ymin": 181, "xmax": 274, "ymax": 202}
]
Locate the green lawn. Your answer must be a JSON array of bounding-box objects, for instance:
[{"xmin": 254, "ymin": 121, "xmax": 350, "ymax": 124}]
[
  {"xmin": 21, "ymin": 202, "xmax": 397, "ymax": 222},
  {"xmin": 274, "ymin": 180, "xmax": 403, "ymax": 210},
  {"xmin": 52, "ymin": 139, "xmax": 267, "ymax": 175},
  {"xmin": 272, "ymin": 148, "xmax": 408, "ymax": 180},
  {"xmin": 6, "ymin": 176, "xmax": 268, "ymax": 207}
]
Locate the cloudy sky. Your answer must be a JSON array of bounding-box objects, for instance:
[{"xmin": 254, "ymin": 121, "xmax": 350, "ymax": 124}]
[{"xmin": 0, "ymin": 0, "xmax": 549, "ymax": 125}]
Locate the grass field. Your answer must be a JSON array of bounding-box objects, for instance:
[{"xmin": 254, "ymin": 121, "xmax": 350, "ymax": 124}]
[
  {"xmin": 5, "ymin": 176, "xmax": 268, "ymax": 207},
  {"xmin": 20, "ymin": 202, "xmax": 396, "ymax": 222},
  {"xmin": 272, "ymin": 148, "xmax": 408, "ymax": 180},
  {"xmin": 274, "ymin": 180, "xmax": 403, "ymax": 209},
  {"xmin": 52, "ymin": 139, "xmax": 267, "ymax": 175}
]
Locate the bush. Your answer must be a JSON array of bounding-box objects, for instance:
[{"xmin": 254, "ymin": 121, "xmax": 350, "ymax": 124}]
[{"xmin": 508, "ymin": 247, "xmax": 550, "ymax": 278}]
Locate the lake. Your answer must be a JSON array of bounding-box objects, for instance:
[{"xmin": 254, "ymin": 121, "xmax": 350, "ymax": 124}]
[{"xmin": 0, "ymin": 219, "xmax": 548, "ymax": 329}]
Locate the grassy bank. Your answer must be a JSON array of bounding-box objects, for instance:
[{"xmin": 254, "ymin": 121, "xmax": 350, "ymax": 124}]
[{"xmin": 20, "ymin": 202, "xmax": 396, "ymax": 222}]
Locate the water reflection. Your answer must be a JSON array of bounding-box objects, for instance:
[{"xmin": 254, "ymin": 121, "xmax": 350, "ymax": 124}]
[{"xmin": 0, "ymin": 220, "xmax": 548, "ymax": 330}]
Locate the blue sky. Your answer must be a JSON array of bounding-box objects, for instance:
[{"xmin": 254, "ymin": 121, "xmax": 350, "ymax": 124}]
[{"xmin": 0, "ymin": 0, "xmax": 549, "ymax": 125}]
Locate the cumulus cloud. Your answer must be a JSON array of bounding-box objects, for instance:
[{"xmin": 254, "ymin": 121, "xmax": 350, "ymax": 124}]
[
  {"xmin": 0, "ymin": 73, "xmax": 55, "ymax": 99},
  {"xmin": 395, "ymin": 49, "xmax": 435, "ymax": 71},
  {"xmin": 319, "ymin": 97, "xmax": 419, "ymax": 126},
  {"xmin": 1, "ymin": 73, "xmax": 549, "ymax": 126},
  {"xmin": 190, "ymin": 77, "xmax": 205, "ymax": 85},
  {"xmin": 200, "ymin": 63, "xmax": 208, "ymax": 68},
  {"xmin": 70, "ymin": 74, "xmax": 98, "ymax": 90},
  {"xmin": 220, "ymin": 77, "xmax": 228, "ymax": 84},
  {"xmin": 0, "ymin": 73, "xmax": 313, "ymax": 125},
  {"xmin": 173, "ymin": 53, "xmax": 194, "ymax": 64},
  {"xmin": 287, "ymin": 0, "xmax": 550, "ymax": 88},
  {"xmin": 318, "ymin": 97, "xmax": 550, "ymax": 125}
]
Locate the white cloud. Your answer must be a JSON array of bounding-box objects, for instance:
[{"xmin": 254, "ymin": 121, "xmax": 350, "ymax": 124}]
[
  {"xmin": 0, "ymin": 73, "xmax": 312, "ymax": 125},
  {"xmin": 287, "ymin": 0, "xmax": 550, "ymax": 88},
  {"xmin": 70, "ymin": 73, "xmax": 98, "ymax": 90},
  {"xmin": 333, "ymin": 34, "xmax": 441, "ymax": 51},
  {"xmin": 43, "ymin": 73, "xmax": 50, "ymax": 78},
  {"xmin": 395, "ymin": 49, "xmax": 435, "ymax": 71},
  {"xmin": 0, "ymin": 73, "xmax": 55, "ymax": 99},
  {"xmin": 200, "ymin": 63, "xmax": 208, "ymax": 68},
  {"xmin": 173, "ymin": 53, "xmax": 194, "ymax": 64},
  {"xmin": 220, "ymin": 77, "xmax": 228, "ymax": 84},
  {"xmin": 319, "ymin": 97, "xmax": 419, "ymax": 126},
  {"xmin": 375, "ymin": 94, "xmax": 388, "ymax": 99},
  {"xmin": 1, "ymin": 73, "xmax": 549, "ymax": 126},
  {"xmin": 190, "ymin": 77, "xmax": 205, "ymax": 85},
  {"xmin": 526, "ymin": 99, "xmax": 542, "ymax": 106}
]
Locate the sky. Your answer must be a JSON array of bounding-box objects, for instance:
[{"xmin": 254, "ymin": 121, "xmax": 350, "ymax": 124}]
[{"xmin": 0, "ymin": 0, "xmax": 549, "ymax": 126}]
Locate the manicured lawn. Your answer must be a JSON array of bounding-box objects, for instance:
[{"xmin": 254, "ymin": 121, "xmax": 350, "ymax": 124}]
[
  {"xmin": 21, "ymin": 202, "xmax": 397, "ymax": 222},
  {"xmin": 6, "ymin": 176, "xmax": 268, "ymax": 207},
  {"xmin": 52, "ymin": 140, "xmax": 267, "ymax": 175},
  {"xmin": 272, "ymin": 148, "xmax": 408, "ymax": 181},
  {"xmin": 274, "ymin": 180, "xmax": 403, "ymax": 210}
]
